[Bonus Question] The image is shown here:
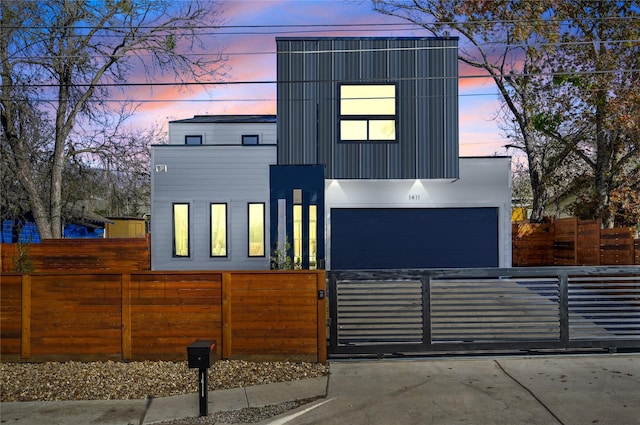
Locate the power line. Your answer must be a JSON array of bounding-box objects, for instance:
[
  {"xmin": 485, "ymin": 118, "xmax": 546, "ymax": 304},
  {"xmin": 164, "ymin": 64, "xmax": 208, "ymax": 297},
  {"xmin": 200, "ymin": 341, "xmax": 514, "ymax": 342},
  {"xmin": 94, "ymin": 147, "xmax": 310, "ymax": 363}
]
[
  {"xmin": 8, "ymin": 14, "xmax": 639, "ymax": 31},
  {"xmin": 13, "ymin": 68, "xmax": 639, "ymax": 89},
  {"xmin": 26, "ymin": 91, "xmax": 504, "ymax": 104},
  {"xmin": 8, "ymin": 38, "xmax": 639, "ymax": 61}
]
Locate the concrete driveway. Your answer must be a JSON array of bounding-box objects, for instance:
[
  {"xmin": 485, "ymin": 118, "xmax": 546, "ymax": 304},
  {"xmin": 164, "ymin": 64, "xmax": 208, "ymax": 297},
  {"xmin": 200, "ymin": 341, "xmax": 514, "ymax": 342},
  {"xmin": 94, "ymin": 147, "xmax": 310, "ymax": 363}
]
[{"xmin": 263, "ymin": 355, "xmax": 640, "ymax": 425}]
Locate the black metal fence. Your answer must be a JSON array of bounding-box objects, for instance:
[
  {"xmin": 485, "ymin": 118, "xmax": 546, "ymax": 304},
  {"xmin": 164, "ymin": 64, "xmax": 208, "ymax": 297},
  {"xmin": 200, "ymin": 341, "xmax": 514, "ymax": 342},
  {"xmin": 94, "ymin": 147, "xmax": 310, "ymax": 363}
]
[{"xmin": 328, "ymin": 266, "xmax": 640, "ymax": 356}]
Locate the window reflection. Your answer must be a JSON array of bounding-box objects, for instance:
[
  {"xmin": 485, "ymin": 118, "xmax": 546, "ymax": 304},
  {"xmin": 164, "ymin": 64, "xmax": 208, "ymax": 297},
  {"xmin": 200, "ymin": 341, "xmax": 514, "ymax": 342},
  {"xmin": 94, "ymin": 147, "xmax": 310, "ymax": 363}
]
[
  {"xmin": 173, "ymin": 203, "xmax": 189, "ymax": 257},
  {"xmin": 339, "ymin": 84, "xmax": 397, "ymax": 142},
  {"xmin": 248, "ymin": 203, "xmax": 265, "ymax": 257},
  {"xmin": 293, "ymin": 189, "xmax": 302, "ymax": 269},
  {"xmin": 309, "ymin": 205, "xmax": 317, "ymax": 270},
  {"xmin": 211, "ymin": 203, "xmax": 227, "ymax": 257}
]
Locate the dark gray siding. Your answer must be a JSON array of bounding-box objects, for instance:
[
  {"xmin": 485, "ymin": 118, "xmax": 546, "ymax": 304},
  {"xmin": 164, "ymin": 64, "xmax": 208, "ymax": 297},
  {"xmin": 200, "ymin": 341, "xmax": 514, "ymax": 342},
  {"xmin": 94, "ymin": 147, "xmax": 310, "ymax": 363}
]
[{"xmin": 276, "ymin": 37, "xmax": 459, "ymax": 179}]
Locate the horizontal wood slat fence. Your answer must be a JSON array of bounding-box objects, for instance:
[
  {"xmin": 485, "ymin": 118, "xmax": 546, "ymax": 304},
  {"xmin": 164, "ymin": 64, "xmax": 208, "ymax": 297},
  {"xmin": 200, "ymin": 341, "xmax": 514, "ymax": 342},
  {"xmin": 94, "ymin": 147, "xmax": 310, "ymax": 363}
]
[
  {"xmin": 1, "ymin": 236, "xmax": 151, "ymax": 272},
  {"xmin": 0, "ymin": 234, "xmax": 151, "ymax": 272},
  {"xmin": 513, "ymin": 217, "xmax": 639, "ymax": 266},
  {"xmin": 1, "ymin": 271, "xmax": 326, "ymax": 364}
]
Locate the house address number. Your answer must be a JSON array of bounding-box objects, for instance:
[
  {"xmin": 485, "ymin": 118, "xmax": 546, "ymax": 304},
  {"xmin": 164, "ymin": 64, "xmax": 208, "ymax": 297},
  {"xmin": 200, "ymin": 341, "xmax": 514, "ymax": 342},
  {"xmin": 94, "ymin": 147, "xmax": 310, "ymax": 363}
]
[{"xmin": 409, "ymin": 194, "xmax": 421, "ymax": 200}]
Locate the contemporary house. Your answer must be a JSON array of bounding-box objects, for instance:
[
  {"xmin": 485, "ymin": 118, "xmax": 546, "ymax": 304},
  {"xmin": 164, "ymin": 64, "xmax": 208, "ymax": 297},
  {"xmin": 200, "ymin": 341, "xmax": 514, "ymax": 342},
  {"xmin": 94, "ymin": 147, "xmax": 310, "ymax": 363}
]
[
  {"xmin": 150, "ymin": 37, "xmax": 511, "ymax": 271},
  {"xmin": 151, "ymin": 115, "xmax": 277, "ymax": 270}
]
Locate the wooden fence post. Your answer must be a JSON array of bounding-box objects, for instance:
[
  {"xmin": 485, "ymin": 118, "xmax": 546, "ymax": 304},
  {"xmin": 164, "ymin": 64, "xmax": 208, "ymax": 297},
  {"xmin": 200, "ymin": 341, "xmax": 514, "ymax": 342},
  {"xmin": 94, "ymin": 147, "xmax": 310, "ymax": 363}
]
[
  {"xmin": 222, "ymin": 272, "xmax": 232, "ymax": 359},
  {"xmin": 317, "ymin": 271, "xmax": 327, "ymax": 364},
  {"xmin": 122, "ymin": 273, "xmax": 132, "ymax": 360},
  {"xmin": 21, "ymin": 274, "xmax": 31, "ymax": 359}
]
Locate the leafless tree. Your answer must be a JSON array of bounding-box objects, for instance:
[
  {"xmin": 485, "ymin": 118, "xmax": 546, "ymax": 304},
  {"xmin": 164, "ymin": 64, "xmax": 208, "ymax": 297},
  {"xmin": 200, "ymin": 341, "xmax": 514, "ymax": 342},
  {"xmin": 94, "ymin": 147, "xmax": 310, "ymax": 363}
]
[
  {"xmin": 1, "ymin": 0, "xmax": 227, "ymax": 238},
  {"xmin": 373, "ymin": 0, "xmax": 640, "ymax": 226}
]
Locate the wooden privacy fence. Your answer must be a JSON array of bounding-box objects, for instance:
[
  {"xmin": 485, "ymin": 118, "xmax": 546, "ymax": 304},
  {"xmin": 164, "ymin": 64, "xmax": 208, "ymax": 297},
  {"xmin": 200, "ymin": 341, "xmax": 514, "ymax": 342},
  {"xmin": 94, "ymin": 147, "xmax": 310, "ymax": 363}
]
[
  {"xmin": 1, "ymin": 270, "xmax": 326, "ymax": 363},
  {"xmin": 0, "ymin": 236, "xmax": 151, "ymax": 272},
  {"xmin": 513, "ymin": 217, "xmax": 639, "ymax": 266}
]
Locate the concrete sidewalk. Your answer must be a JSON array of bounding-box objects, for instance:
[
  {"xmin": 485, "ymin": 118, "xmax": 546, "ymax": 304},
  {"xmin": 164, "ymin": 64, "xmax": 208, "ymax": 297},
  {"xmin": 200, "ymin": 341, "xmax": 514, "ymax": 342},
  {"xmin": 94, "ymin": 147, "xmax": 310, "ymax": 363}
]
[
  {"xmin": 1, "ymin": 354, "xmax": 638, "ymax": 425},
  {"xmin": 0, "ymin": 377, "xmax": 328, "ymax": 425}
]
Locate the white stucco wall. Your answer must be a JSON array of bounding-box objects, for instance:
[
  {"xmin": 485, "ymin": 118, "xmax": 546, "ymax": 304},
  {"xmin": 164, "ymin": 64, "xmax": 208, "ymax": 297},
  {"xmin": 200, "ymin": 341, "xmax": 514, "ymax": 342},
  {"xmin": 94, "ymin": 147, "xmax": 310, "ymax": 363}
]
[{"xmin": 324, "ymin": 157, "xmax": 512, "ymax": 268}]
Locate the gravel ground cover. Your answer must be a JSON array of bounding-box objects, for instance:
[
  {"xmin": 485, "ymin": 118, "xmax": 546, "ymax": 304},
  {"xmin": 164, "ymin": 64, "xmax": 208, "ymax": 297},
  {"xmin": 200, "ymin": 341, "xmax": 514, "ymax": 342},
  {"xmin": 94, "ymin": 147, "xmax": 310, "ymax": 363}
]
[
  {"xmin": 154, "ymin": 397, "xmax": 323, "ymax": 425},
  {"xmin": 0, "ymin": 360, "xmax": 328, "ymax": 402}
]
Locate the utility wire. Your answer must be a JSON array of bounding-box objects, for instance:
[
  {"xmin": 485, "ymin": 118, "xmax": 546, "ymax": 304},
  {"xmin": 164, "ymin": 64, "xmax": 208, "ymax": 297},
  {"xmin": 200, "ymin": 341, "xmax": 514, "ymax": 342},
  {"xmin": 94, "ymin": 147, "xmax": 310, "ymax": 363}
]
[
  {"xmin": 9, "ymin": 37, "xmax": 640, "ymax": 60},
  {"xmin": 8, "ymin": 14, "xmax": 639, "ymax": 31},
  {"xmin": 14, "ymin": 68, "xmax": 640, "ymax": 89}
]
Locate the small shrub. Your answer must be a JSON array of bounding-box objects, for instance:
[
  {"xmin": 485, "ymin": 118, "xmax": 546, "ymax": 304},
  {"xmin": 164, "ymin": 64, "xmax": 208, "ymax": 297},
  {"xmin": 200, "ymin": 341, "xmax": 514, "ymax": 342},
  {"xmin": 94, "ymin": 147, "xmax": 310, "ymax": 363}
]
[{"xmin": 13, "ymin": 242, "xmax": 34, "ymax": 272}]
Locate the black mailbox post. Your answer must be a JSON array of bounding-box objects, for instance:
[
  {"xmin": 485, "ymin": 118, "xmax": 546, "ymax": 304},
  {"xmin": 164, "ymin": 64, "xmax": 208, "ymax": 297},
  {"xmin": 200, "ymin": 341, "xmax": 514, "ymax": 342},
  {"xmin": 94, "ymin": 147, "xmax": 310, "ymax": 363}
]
[{"xmin": 187, "ymin": 340, "xmax": 217, "ymax": 416}]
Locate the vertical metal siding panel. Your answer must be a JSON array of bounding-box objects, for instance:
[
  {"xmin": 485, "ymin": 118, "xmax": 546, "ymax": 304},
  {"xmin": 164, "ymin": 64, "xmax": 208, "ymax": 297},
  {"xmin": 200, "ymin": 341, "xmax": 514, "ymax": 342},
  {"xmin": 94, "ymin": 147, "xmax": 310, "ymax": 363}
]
[
  {"xmin": 320, "ymin": 40, "xmax": 335, "ymax": 178},
  {"xmin": 303, "ymin": 41, "xmax": 318, "ymax": 164},
  {"xmin": 446, "ymin": 39, "xmax": 460, "ymax": 177},
  {"xmin": 291, "ymin": 40, "xmax": 305, "ymax": 165},
  {"xmin": 422, "ymin": 39, "xmax": 434, "ymax": 178},
  {"xmin": 338, "ymin": 40, "xmax": 362, "ymax": 178},
  {"xmin": 432, "ymin": 40, "xmax": 446, "ymax": 178},
  {"xmin": 281, "ymin": 39, "xmax": 323, "ymax": 167},
  {"xmin": 277, "ymin": 40, "xmax": 291, "ymax": 164},
  {"xmin": 414, "ymin": 40, "xmax": 427, "ymax": 178},
  {"xmin": 347, "ymin": 39, "xmax": 363, "ymax": 179},
  {"xmin": 419, "ymin": 38, "xmax": 447, "ymax": 178},
  {"xmin": 398, "ymin": 39, "xmax": 417, "ymax": 179},
  {"xmin": 332, "ymin": 40, "xmax": 354, "ymax": 178},
  {"xmin": 288, "ymin": 40, "xmax": 300, "ymax": 164},
  {"xmin": 387, "ymin": 40, "xmax": 402, "ymax": 179},
  {"xmin": 277, "ymin": 37, "xmax": 459, "ymax": 180},
  {"xmin": 419, "ymin": 40, "xmax": 431, "ymax": 178},
  {"xmin": 360, "ymin": 39, "xmax": 374, "ymax": 179},
  {"xmin": 360, "ymin": 40, "xmax": 372, "ymax": 179},
  {"xmin": 371, "ymin": 39, "xmax": 391, "ymax": 179},
  {"xmin": 382, "ymin": 40, "xmax": 394, "ymax": 179}
]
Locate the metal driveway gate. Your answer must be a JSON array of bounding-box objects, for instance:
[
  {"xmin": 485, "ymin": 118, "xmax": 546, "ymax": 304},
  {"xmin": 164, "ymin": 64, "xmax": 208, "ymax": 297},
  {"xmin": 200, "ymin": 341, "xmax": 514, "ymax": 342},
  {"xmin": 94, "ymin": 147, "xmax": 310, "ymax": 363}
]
[{"xmin": 328, "ymin": 266, "xmax": 640, "ymax": 356}]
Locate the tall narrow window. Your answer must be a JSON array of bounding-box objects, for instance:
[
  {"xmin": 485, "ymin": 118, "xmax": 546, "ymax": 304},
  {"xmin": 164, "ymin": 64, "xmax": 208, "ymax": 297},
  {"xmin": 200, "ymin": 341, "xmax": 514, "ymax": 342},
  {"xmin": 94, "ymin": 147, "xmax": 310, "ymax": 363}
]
[
  {"xmin": 210, "ymin": 203, "xmax": 227, "ymax": 257},
  {"xmin": 248, "ymin": 203, "xmax": 265, "ymax": 257},
  {"xmin": 309, "ymin": 204, "xmax": 317, "ymax": 270},
  {"xmin": 173, "ymin": 203, "xmax": 189, "ymax": 257},
  {"xmin": 339, "ymin": 84, "xmax": 396, "ymax": 142},
  {"xmin": 293, "ymin": 189, "xmax": 302, "ymax": 269}
]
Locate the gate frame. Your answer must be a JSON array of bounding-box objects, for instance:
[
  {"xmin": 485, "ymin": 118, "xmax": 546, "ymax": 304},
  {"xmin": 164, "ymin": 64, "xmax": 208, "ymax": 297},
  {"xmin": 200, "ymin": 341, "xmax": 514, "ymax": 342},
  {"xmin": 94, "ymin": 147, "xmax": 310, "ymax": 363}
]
[{"xmin": 328, "ymin": 266, "xmax": 640, "ymax": 356}]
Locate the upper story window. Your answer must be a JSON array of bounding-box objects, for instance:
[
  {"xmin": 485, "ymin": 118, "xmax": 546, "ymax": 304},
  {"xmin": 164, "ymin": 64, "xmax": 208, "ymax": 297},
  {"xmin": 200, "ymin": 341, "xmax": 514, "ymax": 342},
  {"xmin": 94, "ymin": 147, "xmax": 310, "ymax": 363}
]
[
  {"xmin": 242, "ymin": 135, "xmax": 259, "ymax": 145},
  {"xmin": 339, "ymin": 84, "xmax": 396, "ymax": 142},
  {"xmin": 185, "ymin": 135, "xmax": 202, "ymax": 145}
]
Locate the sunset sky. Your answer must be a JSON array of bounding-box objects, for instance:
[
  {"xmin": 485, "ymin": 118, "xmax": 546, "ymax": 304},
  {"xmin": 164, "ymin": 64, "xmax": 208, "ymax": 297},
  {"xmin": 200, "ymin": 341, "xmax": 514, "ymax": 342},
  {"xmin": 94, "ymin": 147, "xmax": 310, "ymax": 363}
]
[{"xmin": 129, "ymin": 0, "xmax": 506, "ymax": 156}]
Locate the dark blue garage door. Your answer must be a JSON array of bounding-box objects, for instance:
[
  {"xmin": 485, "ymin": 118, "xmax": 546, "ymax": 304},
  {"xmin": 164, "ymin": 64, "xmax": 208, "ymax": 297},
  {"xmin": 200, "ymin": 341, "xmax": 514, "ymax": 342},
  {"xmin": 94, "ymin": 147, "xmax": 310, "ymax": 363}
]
[{"xmin": 330, "ymin": 208, "xmax": 498, "ymax": 269}]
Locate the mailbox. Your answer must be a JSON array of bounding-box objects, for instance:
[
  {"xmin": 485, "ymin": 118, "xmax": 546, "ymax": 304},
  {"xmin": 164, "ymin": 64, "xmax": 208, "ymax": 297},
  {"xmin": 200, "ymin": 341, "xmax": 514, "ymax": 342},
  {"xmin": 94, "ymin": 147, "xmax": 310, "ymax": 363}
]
[
  {"xmin": 187, "ymin": 339, "xmax": 217, "ymax": 417},
  {"xmin": 187, "ymin": 340, "xmax": 217, "ymax": 369}
]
